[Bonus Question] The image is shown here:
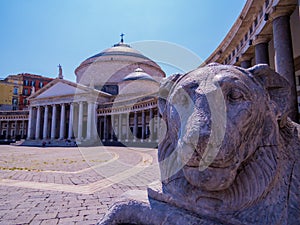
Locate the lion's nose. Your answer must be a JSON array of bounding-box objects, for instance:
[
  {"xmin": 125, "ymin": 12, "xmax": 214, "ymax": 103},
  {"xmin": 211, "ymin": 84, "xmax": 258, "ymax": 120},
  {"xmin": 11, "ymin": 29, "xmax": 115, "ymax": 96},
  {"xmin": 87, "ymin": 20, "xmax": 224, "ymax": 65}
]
[{"xmin": 183, "ymin": 120, "xmax": 211, "ymax": 150}]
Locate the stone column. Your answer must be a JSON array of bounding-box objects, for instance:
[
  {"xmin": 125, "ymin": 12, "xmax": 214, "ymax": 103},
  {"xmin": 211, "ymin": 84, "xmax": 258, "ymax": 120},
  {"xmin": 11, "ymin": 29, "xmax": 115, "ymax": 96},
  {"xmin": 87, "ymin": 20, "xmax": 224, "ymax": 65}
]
[
  {"xmin": 118, "ymin": 114, "xmax": 122, "ymax": 141},
  {"xmin": 59, "ymin": 103, "xmax": 66, "ymax": 139},
  {"xmin": 126, "ymin": 113, "xmax": 129, "ymax": 142},
  {"xmin": 27, "ymin": 106, "xmax": 33, "ymax": 139},
  {"xmin": 86, "ymin": 101, "xmax": 93, "ymax": 140},
  {"xmin": 35, "ymin": 106, "xmax": 41, "ymax": 139},
  {"xmin": 77, "ymin": 102, "xmax": 83, "ymax": 141},
  {"xmin": 43, "ymin": 105, "xmax": 49, "ymax": 139},
  {"xmin": 254, "ymin": 35, "xmax": 270, "ymax": 65},
  {"xmin": 141, "ymin": 110, "xmax": 145, "ymax": 141},
  {"xmin": 149, "ymin": 108, "xmax": 153, "ymax": 142},
  {"xmin": 22, "ymin": 120, "xmax": 25, "ymax": 139},
  {"xmin": 133, "ymin": 111, "xmax": 137, "ymax": 142},
  {"xmin": 272, "ymin": 9, "xmax": 298, "ymax": 121},
  {"xmin": 51, "ymin": 105, "xmax": 57, "ymax": 139},
  {"xmin": 6, "ymin": 121, "xmax": 9, "ymax": 139},
  {"xmin": 241, "ymin": 60, "xmax": 251, "ymax": 69},
  {"xmin": 93, "ymin": 103, "xmax": 98, "ymax": 139},
  {"xmin": 240, "ymin": 53, "xmax": 253, "ymax": 69},
  {"xmin": 110, "ymin": 114, "xmax": 114, "ymax": 141},
  {"xmin": 103, "ymin": 115, "xmax": 107, "ymax": 142},
  {"xmin": 14, "ymin": 120, "xmax": 17, "ymax": 138},
  {"xmin": 68, "ymin": 103, "xmax": 74, "ymax": 139}
]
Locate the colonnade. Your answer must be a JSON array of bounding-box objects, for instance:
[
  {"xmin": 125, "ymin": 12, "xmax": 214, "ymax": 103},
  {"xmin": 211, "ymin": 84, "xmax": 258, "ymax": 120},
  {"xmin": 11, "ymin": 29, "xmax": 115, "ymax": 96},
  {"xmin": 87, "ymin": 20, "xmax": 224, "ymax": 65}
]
[
  {"xmin": 0, "ymin": 119, "xmax": 27, "ymax": 140},
  {"xmin": 27, "ymin": 101, "xmax": 98, "ymax": 141},
  {"xmin": 27, "ymin": 101, "xmax": 160, "ymax": 144},
  {"xmin": 239, "ymin": 6, "xmax": 298, "ymax": 121},
  {"xmin": 98, "ymin": 107, "xmax": 160, "ymax": 143}
]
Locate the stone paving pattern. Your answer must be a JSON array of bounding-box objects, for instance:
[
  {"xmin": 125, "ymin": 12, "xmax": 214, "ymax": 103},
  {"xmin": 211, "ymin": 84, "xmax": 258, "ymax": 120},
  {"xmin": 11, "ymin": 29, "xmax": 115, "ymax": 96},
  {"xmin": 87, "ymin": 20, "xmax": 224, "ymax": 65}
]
[{"xmin": 0, "ymin": 145, "xmax": 160, "ymax": 225}]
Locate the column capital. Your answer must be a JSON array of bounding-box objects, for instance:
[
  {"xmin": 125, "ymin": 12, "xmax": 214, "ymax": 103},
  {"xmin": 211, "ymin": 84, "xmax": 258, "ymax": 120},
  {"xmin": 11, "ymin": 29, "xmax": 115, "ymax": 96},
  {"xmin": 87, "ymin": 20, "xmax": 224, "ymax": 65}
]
[
  {"xmin": 253, "ymin": 34, "xmax": 272, "ymax": 45},
  {"xmin": 270, "ymin": 4, "xmax": 297, "ymax": 19}
]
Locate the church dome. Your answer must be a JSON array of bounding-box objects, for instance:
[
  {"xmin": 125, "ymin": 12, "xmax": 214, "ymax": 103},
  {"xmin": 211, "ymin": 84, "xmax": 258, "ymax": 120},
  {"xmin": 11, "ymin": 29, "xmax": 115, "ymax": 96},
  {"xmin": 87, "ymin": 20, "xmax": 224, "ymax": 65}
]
[
  {"xmin": 74, "ymin": 38, "xmax": 165, "ymax": 88},
  {"xmin": 118, "ymin": 67, "xmax": 159, "ymax": 100},
  {"xmin": 87, "ymin": 43, "xmax": 150, "ymax": 61},
  {"xmin": 122, "ymin": 68, "xmax": 157, "ymax": 82}
]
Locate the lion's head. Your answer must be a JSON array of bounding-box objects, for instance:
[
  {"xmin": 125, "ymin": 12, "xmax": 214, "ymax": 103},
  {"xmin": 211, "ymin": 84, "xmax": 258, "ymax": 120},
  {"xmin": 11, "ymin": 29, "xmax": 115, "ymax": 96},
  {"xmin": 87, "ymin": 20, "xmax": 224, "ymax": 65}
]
[
  {"xmin": 156, "ymin": 63, "xmax": 299, "ymax": 221},
  {"xmin": 99, "ymin": 63, "xmax": 299, "ymax": 225}
]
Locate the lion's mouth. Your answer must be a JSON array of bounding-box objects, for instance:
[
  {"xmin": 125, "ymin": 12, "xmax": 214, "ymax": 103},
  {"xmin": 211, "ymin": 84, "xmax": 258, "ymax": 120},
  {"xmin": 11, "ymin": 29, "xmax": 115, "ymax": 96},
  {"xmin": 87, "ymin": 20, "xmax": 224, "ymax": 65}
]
[{"xmin": 179, "ymin": 143, "xmax": 237, "ymax": 169}]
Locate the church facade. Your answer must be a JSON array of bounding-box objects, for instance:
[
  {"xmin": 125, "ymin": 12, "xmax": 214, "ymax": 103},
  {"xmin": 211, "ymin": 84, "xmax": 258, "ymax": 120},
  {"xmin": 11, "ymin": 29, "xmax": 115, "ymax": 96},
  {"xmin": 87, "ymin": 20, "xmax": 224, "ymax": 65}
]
[
  {"xmin": 23, "ymin": 39, "xmax": 165, "ymax": 146},
  {"xmin": 0, "ymin": 40, "xmax": 165, "ymax": 146}
]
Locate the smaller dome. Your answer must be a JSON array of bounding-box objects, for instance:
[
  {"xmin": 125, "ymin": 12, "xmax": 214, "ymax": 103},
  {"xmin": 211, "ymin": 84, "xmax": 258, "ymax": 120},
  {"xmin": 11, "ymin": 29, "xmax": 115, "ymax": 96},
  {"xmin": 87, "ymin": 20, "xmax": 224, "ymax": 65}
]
[{"xmin": 122, "ymin": 68, "xmax": 157, "ymax": 82}]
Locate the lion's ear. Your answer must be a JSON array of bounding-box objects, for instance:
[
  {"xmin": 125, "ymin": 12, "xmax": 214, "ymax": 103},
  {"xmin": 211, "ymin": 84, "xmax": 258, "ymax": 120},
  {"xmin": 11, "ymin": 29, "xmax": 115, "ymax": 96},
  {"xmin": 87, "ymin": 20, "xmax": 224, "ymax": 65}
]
[
  {"xmin": 158, "ymin": 73, "xmax": 182, "ymax": 116},
  {"xmin": 248, "ymin": 64, "xmax": 290, "ymax": 126}
]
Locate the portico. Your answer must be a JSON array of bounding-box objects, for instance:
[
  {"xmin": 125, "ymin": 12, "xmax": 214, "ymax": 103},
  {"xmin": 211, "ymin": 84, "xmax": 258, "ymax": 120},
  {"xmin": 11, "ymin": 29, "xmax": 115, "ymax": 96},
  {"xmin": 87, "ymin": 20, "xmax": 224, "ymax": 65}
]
[{"xmin": 27, "ymin": 79, "xmax": 111, "ymax": 142}]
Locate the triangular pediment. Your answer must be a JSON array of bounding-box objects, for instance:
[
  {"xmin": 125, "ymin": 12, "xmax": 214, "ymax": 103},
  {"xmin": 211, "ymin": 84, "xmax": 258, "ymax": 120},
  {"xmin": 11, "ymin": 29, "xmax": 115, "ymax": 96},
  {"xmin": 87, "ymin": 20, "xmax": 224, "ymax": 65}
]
[
  {"xmin": 29, "ymin": 79, "xmax": 111, "ymax": 100},
  {"xmin": 35, "ymin": 82, "xmax": 85, "ymax": 99}
]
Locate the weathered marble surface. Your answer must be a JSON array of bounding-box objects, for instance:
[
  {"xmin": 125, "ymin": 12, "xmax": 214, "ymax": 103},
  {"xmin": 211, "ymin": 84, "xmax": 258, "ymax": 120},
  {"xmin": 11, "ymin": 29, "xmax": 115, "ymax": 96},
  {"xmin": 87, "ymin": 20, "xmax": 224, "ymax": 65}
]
[{"xmin": 98, "ymin": 63, "xmax": 300, "ymax": 225}]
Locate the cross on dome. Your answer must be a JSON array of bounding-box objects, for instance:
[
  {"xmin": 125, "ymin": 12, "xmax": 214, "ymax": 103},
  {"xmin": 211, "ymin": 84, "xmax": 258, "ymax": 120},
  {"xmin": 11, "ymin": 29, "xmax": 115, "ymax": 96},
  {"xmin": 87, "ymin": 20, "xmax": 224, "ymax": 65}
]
[{"xmin": 120, "ymin": 33, "xmax": 125, "ymax": 43}]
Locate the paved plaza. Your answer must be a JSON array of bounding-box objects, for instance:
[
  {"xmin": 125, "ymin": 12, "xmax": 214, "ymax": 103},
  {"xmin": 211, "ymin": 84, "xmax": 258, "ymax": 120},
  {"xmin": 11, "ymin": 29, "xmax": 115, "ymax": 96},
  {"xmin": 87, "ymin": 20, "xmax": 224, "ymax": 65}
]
[{"xmin": 0, "ymin": 145, "xmax": 160, "ymax": 225}]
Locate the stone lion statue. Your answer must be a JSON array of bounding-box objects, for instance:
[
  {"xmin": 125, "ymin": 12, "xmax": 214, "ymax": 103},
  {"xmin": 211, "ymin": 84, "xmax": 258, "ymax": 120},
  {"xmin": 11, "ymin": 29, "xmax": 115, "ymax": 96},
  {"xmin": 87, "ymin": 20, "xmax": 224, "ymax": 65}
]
[{"xmin": 98, "ymin": 63, "xmax": 300, "ymax": 225}]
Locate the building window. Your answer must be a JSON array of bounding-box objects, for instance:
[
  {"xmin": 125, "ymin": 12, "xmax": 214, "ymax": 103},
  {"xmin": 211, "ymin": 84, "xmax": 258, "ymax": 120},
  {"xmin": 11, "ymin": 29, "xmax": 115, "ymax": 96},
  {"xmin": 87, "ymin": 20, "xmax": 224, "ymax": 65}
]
[
  {"xmin": 250, "ymin": 26, "xmax": 253, "ymax": 34},
  {"xmin": 254, "ymin": 18, "xmax": 258, "ymax": 27},
  {"xmin": 13, "ymin": 87, "xmax": 18, "ymax": 95},
  {"xmin": 12, "ymin": 98, "xmax": 18, "ymax": 105},
  {"xmin": 39, "ymin": 82, "xmax": 43, "ymax": 88},
  {"xmin": 265, "ymin": 0, "xmax": 269, "ymax": 8},
  {"xmin": 100, "ymin": 85, "xmax": 119, "ymax": 95},
  {"xmin": 23, "ymin": 99, "xmax": 28, "ymax": 105},
  {"xmin": 24, "ymin": 80, "xmax": 29, "ymax": 86},
  {"xmin": 31, "ymin": 81, "xmax": 35, "ymax": 86},
  {"xmin": 24, "ymin": 88, "xmax": 29, "ymax": 96},
  {"xmin": 244, "ymin": 33, "xmax": 248, "ymax": 42}
]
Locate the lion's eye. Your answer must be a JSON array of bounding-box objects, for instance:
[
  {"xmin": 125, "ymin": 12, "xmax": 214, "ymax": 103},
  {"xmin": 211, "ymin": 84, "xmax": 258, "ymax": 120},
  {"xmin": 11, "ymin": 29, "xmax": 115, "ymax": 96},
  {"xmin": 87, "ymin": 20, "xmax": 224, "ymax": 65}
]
[{"xmin": 228, "ymin": 89, "xmax": 244, "ymax": 102}]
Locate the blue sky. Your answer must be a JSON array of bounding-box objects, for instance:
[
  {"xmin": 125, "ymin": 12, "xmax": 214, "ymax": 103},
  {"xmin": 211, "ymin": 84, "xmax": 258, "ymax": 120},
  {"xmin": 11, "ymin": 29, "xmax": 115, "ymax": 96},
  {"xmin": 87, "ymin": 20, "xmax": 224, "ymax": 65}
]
[{"xmin": 0, "ymin": 0, "xmax": 246, "ymax": 81}]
